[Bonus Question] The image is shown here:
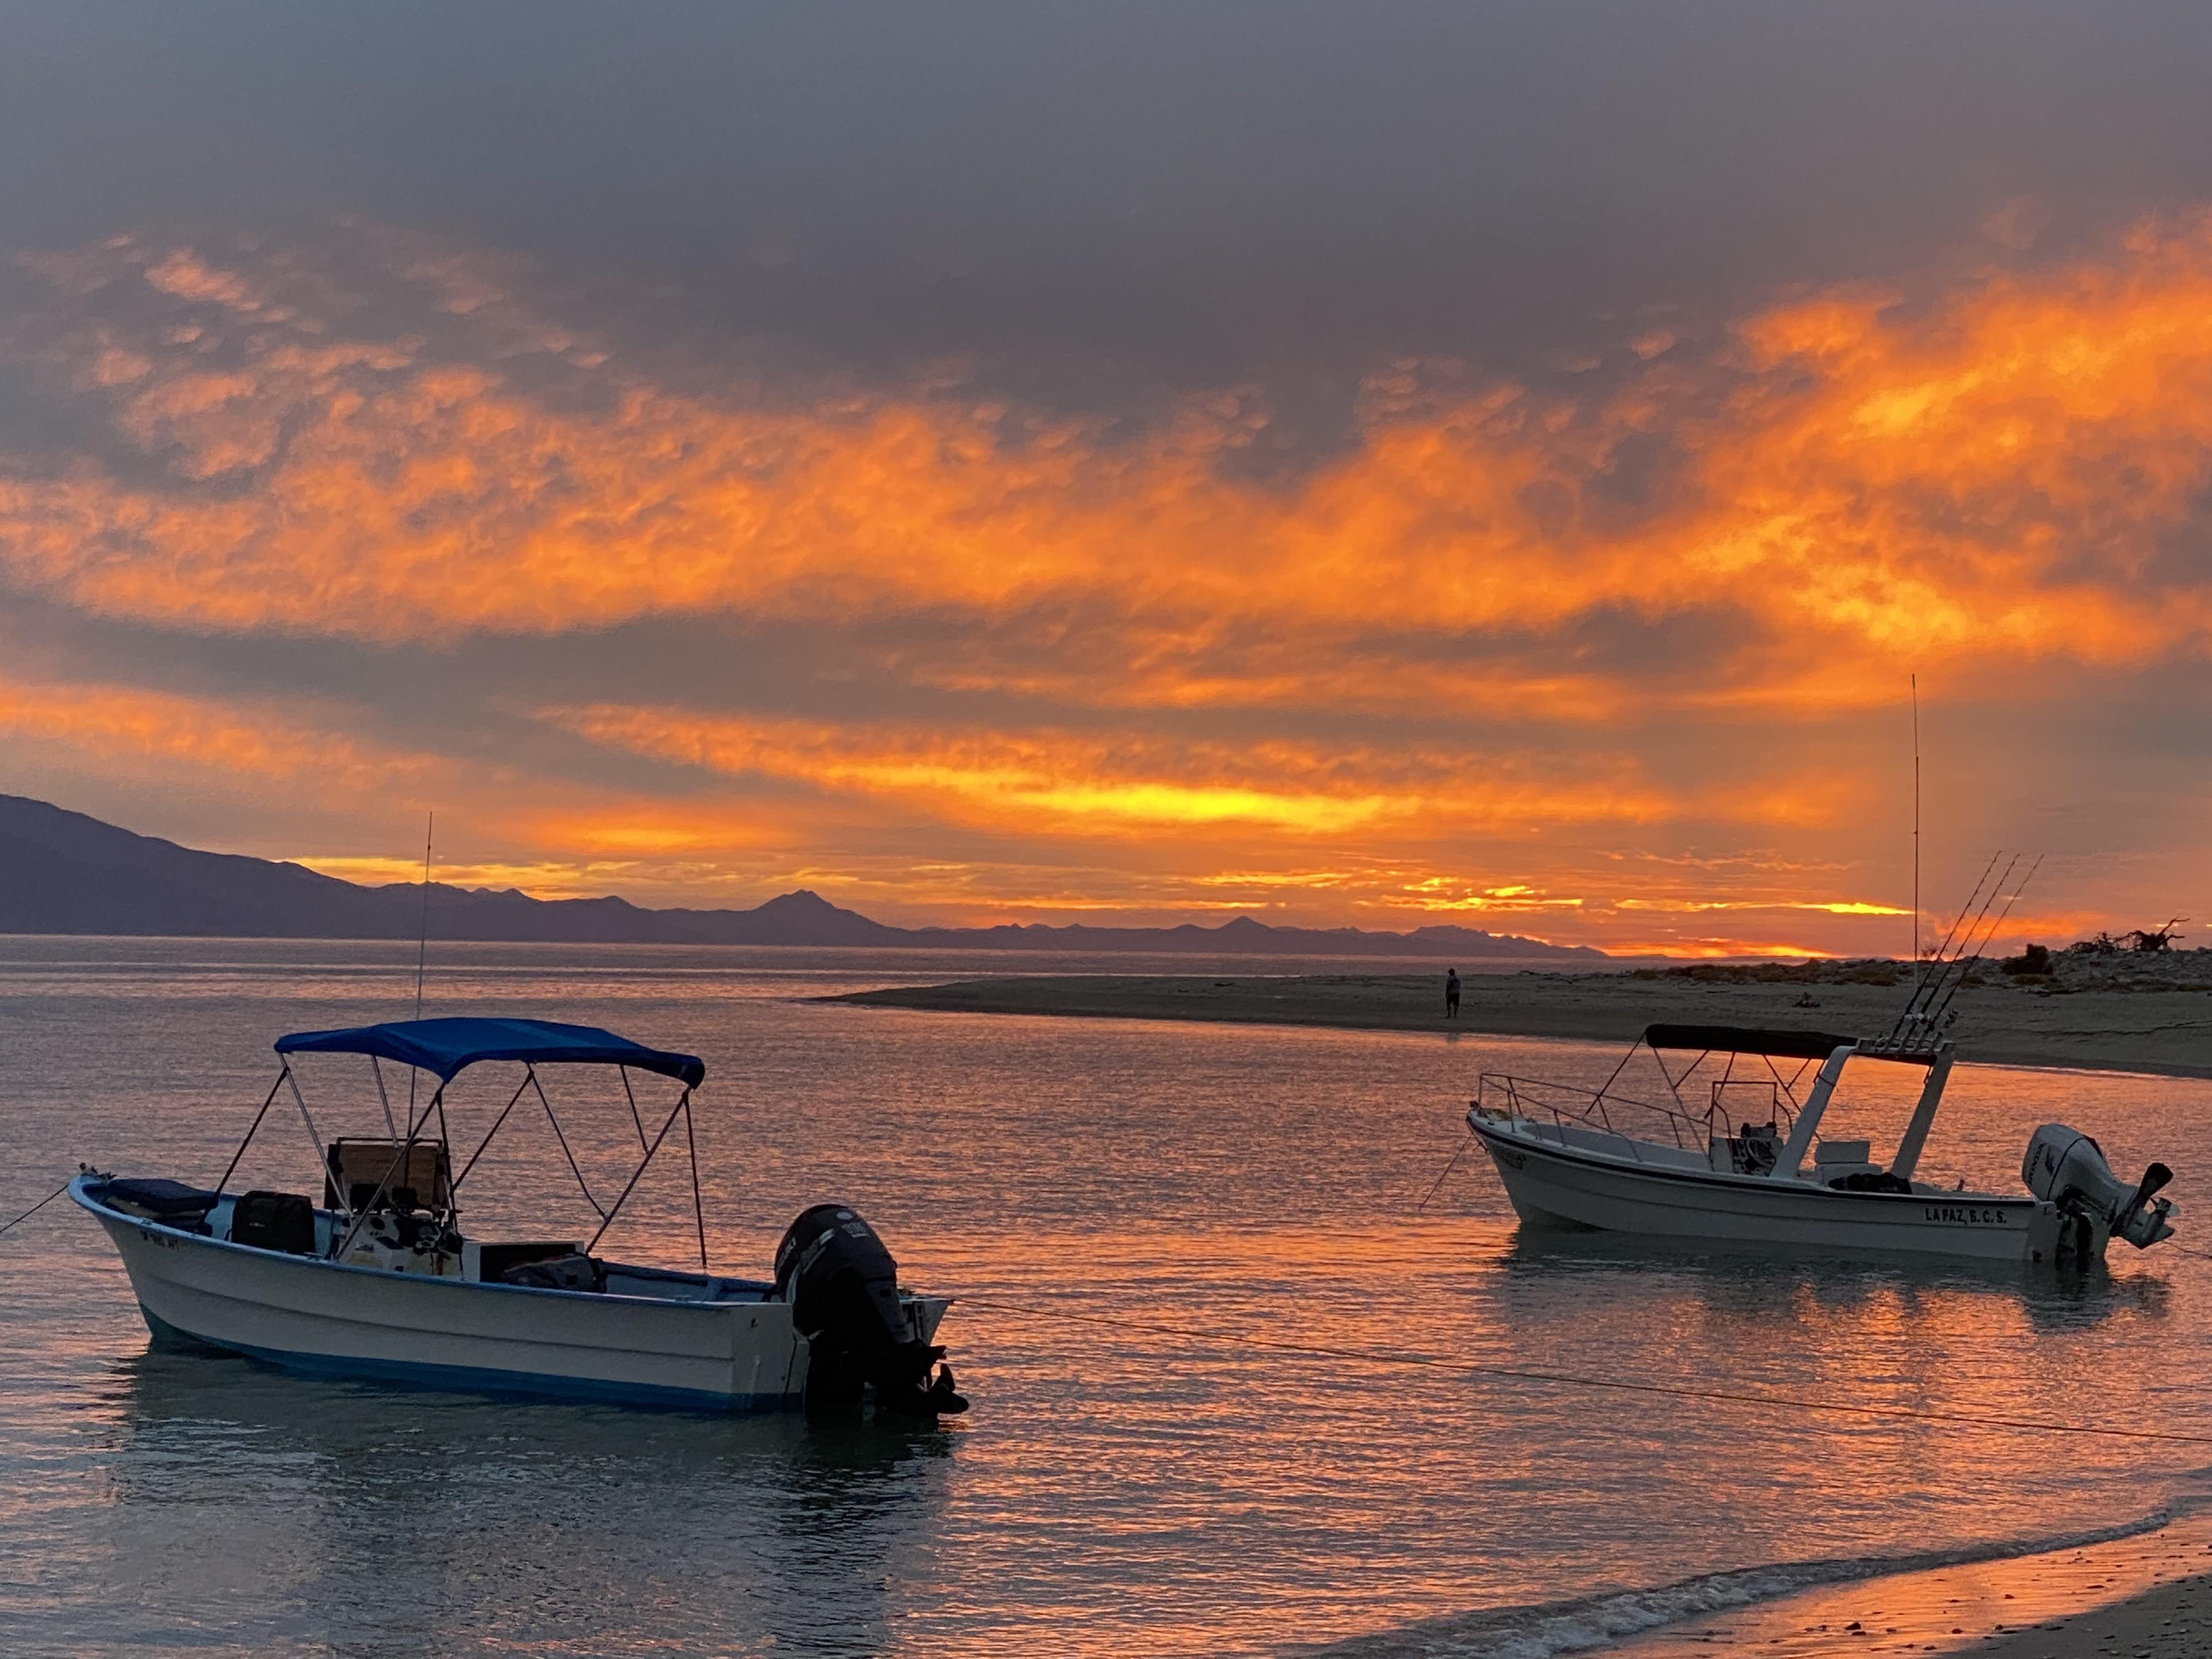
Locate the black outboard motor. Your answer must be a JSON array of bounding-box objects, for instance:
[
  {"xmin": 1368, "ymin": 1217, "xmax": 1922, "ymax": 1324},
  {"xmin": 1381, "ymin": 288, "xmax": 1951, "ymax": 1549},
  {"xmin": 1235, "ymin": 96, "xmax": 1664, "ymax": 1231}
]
[{"xmin": 774, "ymin": 1204, "xmax": 968, "ymax": 1420}]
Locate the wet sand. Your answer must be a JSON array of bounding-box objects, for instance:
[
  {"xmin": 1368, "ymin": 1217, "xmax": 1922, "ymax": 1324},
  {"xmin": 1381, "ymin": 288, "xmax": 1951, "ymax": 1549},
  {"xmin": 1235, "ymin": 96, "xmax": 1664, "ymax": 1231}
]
[
  {"xmin": 1590, "ymin": 1511, "xmax": 2212, "ymax": 1658},
  {"xmin": 1959, "ymin": 1575, "xmax": 2212, "ymax": 1658},
  {"xmin": 830, "ymin": 955, "xmax": 2212, "ymax": 1079}
]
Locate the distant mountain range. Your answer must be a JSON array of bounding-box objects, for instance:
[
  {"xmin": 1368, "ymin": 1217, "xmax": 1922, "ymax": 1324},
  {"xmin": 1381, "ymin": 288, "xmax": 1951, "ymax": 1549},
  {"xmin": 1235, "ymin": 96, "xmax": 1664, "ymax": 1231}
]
[{"xmin": 0, "ymin": 793, "xmax": 1605, "ymax": 958}]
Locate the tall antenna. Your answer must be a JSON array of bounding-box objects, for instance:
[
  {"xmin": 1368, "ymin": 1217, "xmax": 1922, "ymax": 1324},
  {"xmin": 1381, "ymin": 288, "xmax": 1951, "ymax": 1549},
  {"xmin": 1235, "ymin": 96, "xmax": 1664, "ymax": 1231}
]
[
  {"xmin": 411, "ymin": 809, "xmax": 431, "ymax": 1022},
  {"xmin": 1910, "ymin": 674, "xmax": 1920, "ymax": 995},
  {"xmin": 406, "ymin": 811, "xmax": 433, "ymax": 1115}
]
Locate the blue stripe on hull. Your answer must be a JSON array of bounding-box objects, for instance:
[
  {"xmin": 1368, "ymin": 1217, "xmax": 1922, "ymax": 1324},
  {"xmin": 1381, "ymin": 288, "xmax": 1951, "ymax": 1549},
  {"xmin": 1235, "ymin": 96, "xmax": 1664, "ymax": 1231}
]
[{"xmin": 139, "ymin": 1306, "xmax": 799, "ymax": 1415}]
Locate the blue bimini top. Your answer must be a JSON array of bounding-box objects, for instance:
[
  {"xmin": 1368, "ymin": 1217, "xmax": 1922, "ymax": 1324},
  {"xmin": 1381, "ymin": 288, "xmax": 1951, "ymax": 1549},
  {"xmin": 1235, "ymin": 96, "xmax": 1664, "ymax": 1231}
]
[{"xmin": 275, "ymin": 1017, "xmax": 706, "ymax": 1088}]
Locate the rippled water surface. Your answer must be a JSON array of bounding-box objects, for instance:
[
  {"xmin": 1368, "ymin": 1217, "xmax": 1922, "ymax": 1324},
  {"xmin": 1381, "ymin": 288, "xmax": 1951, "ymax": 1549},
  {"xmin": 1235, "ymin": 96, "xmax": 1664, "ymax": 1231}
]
[{"xmin": 3, "ymin": 937, "xmax": 2210, "ymax": 1658}]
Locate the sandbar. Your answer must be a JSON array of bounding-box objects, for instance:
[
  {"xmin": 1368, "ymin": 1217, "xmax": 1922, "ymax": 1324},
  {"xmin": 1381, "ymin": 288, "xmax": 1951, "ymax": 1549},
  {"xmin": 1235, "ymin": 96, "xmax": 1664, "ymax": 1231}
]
[{"xmin": 829, "ymin": 955, "xmax": 2212, "ymax": 1079}]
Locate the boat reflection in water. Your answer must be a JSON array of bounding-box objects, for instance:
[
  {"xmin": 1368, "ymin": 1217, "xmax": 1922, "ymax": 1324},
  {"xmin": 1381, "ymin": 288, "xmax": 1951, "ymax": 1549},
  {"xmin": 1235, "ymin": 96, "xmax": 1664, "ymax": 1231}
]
[
  {"xmin": 1498, "ymin": 1225, "xmax": 2174, "ymax": 1336},
  {"xmin": 93, "ymin": 1344, "xmax": 957, "ymax": 1656}
]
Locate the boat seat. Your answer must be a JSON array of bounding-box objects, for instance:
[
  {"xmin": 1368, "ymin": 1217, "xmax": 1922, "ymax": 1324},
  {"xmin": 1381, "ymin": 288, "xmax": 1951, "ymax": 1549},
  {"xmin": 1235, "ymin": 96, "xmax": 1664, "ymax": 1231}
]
[
  {"xmin": 475, "ymin": 1240, "xmax": 583, "ymax": 1282},
  {"xmin": 324, "ymin": 1138, "xmax": 452, "ymax": 1212},
  {"xmin": 498, "ymin": 1252, "xmax": 605, "ymax": 1293},
  {"xmin": 1829, "ymin": 1170, "xmax": 1914, "ymax": 1193},
  {"xmin": 103, "ymin": 1177, "xmax": 221, "ymax": 1224},
  {"xmin": 1813, "ymin": 1140, "xmax": 1873, "ymax": 1166},
  {"xmin": 231, "ymin": 1189, "xmax": 318, "ymax": 1254}
]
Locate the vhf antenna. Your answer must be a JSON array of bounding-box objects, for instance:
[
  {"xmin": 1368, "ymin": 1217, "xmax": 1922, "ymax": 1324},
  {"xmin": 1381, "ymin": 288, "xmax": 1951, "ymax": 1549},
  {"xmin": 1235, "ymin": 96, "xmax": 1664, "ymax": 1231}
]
[
  {"xmin": 407, "ymin": 811, "xmax": 433, "ymax": 1114},
  {"xmin": 413, "ymin": 810, "xmax": 433, "ymax": 1020}
]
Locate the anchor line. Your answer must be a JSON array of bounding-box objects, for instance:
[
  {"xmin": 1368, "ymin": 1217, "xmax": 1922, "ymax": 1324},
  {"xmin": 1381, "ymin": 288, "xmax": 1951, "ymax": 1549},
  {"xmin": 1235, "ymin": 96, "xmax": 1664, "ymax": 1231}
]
[
  {"xmin": 0, "ymin": 1179, "xmax": 74, "ymax": 1237},
  {"xmin": 960, "ymin": 1297, "xmax": 2212, "ymax": 1448},
  {"xmin": 1413, "ymin": 1138, "xmax": 1472, "ymax": 1212}
]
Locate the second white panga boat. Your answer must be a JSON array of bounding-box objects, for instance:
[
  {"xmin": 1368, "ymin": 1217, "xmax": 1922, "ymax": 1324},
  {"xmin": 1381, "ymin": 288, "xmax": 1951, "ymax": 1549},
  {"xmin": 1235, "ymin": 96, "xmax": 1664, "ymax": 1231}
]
[{"xmin": 1467, "ymin": 1023, "xmax": 2177, "ymax": 1265}]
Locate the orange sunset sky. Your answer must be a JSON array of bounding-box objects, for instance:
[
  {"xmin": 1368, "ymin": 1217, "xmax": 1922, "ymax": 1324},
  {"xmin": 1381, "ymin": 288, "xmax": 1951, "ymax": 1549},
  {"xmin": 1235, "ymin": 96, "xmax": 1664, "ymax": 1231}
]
[{"xmin": 4, "ymin": 5, "xmax": 2210, "ymax": 956}]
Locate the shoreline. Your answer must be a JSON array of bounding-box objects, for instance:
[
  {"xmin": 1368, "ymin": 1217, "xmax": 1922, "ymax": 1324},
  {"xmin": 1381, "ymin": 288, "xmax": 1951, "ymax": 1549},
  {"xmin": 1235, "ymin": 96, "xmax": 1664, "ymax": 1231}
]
[
  {"xmin": 827, "ymin": 968, "xmax": 2212, "ymax": 1081},
  {"xmin": 1585, "ymin": 1509, "xmax": 2212, "ymax": 1658}
]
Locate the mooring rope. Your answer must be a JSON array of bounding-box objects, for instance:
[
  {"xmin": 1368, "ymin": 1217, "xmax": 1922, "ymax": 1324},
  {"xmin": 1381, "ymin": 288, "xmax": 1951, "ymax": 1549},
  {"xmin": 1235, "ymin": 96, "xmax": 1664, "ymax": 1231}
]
[
  {"xmin": 1412, "ymin": 1138, "xmax": 1472, "ymax": 1212},
  {"xmin": 0, "ymin": 1179, "xmax": 74, "ymax": 1238},
  {"xmin": 962, "ymin": 1296, "xmax": 2212, "ymax": 1447}
]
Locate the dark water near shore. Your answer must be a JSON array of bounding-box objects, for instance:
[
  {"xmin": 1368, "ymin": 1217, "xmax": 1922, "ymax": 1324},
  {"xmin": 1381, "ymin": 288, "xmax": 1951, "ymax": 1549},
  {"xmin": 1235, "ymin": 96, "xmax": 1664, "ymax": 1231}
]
[{"xmin": 2, "ymin": 937, "xmax": 2210, "ymax": 1658}]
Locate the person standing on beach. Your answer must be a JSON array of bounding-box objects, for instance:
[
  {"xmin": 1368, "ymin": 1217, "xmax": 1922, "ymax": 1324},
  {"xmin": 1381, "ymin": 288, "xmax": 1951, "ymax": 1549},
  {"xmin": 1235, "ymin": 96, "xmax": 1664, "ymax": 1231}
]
[{"xmin": 1445, "ymin": 968, "xmax": 1460, "ymax": 1019}]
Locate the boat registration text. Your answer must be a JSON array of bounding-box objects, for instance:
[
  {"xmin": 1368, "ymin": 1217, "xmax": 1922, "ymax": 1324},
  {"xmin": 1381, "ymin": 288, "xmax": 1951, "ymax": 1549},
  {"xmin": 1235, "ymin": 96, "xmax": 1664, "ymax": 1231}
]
[{"xmin": 1923, "ymin": 1204, "xmax": 2016, "ymax": 1227}]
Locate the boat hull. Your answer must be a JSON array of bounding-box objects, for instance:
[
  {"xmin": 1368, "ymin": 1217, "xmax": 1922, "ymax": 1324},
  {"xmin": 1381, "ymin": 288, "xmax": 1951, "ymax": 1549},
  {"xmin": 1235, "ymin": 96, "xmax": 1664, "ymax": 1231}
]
[
  {"xmin": 1470, "ymin": 1118, "xmax": 2067, "ymax": 1263},
  {"xmin": 72, "ymin": 1179, "xmax": 848, "ymax": 1410}
]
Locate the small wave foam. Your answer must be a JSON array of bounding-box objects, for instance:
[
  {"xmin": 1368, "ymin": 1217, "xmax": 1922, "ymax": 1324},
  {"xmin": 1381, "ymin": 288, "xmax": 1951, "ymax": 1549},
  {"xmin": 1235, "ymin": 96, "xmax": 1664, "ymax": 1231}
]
[{"xmin": 1293, "ymin": 1499, "xmax": 2208, "ymax": 1659}]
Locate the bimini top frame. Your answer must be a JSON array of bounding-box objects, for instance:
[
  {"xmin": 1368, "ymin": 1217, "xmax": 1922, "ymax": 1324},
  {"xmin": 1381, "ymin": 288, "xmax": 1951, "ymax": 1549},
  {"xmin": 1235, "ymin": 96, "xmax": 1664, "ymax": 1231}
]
[
  {"xmin": 275, "ymin": 1016, "xmax": 704, "ymax": 1087},
  {"xmin": 218, "ymin": 1016, "xmax": 711, "ymax": 1271},
  {"xmin": 1479, "ymin": 1022, "xmax": 1956, "ymax": 1183},
  {"xmin": 1637, "ymin": 1023, "xmax": 1953, "ymax": 1182}
]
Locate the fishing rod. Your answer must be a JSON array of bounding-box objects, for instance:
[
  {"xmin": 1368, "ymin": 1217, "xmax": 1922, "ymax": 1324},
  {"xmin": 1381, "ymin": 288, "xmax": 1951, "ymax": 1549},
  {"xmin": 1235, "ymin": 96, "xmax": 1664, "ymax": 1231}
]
[
  {"xmin": 1886, "ymin": 851, "xmax": 2004, "ymax": 1044},
  {"xmin": 1909, "ymin": 852, "xmax": 2020, "ymax": 1031},
  {"xmin": 1927, "ymin": 854, "xmax": 2043, "ymax": 1030},
  {"xmin": 1948, "ymin": 853, "xmax": 2025, "ymax": 973},
  {"xmin": 1931, "ymin": 853, "xmax": 2018, "ymax": 981},
  {"xmin": 1923, "ymin": 852, "xmax": 2000, "ymax": 979},
  {"xmin": 1897, "ymin": 851, "xmax": 2000, "ymax": 1028},
  {"xmin": 1911, "ymin": 674, "xmax": 1921, "ymax": 1002}
]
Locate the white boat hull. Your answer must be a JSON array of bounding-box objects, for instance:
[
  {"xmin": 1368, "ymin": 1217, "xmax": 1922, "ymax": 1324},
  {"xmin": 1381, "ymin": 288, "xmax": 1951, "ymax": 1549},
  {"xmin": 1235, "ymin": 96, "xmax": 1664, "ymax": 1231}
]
[
  {"xmin": 74, "ymin": 1179, "xmax": 946, "ymax": 1410},
  {"xmin": 1470, "ymin": 1118, "xmax": 2068, "ymax": 1263}
]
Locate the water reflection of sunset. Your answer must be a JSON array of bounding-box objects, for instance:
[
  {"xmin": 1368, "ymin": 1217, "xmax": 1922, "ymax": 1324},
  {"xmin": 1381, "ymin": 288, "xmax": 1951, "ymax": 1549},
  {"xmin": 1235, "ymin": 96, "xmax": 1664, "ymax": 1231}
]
[{"xmin": 14, "ymin": 947, "xmax": 2207, "ymax": 1657}]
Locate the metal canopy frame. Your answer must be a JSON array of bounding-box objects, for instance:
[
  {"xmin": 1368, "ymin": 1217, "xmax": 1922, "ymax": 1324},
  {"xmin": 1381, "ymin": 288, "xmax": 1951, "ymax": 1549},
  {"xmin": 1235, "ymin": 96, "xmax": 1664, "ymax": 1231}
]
[
  {"xmin": 212, "ymin": 1056, "xmax": 709, "ymax": 1273},
  {"xmin": 1472, "ymin": 1027, "xmax": 1936, "ymax": 1173}
]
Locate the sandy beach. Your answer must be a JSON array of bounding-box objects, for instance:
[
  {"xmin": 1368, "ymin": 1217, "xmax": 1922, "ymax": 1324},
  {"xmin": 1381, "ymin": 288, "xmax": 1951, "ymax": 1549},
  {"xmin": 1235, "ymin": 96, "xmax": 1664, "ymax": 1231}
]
[
  {"xmin": 1584, "ymin": 1510, "xmax": 2212, "ymax": 1658},
  {"xmin": 1957, "ymin": 1576, "xmax": 2212, "ymax": 1658},
  {"xmin": 830, "ymin": 952, "xmax": 2212, "ymax": 1079}
]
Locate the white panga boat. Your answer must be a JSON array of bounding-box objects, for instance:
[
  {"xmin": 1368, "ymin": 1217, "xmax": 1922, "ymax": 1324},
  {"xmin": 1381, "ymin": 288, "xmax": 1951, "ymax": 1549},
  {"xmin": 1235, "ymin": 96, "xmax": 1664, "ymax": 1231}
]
[
  {"xmin": 1466, "ymin": 1022, "xmax": 2178, "ymax": 1265},
  {"xmin": 71, "ymin": 1016, "xmax": 967, "ymax": 1416}
]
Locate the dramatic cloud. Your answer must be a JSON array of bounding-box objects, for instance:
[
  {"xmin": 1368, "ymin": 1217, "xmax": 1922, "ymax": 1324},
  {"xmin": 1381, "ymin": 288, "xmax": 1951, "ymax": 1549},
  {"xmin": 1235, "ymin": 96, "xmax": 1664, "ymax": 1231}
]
[
  {"xmin": 2, "ymin": 216, "xmax": 2209, "ymax": 951},
  {"xmin": 0, "ymin": 670, "xmax": 426, "ymax": 789},
  {"xmin": 544, "ymin": 703, "xmax": 1686, "ymax": 836}
]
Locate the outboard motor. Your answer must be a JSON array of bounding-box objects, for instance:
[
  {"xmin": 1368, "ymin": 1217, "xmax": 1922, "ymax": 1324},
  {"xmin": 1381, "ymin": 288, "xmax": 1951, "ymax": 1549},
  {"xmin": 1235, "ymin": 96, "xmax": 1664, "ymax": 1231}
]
[
  {"xmin": 2023, "ymin": 1124, "xmax": 2176, "ymax": 1252},
  {"xmin": 774, "ymin": 1204, "xmax": 968, "ymax": 1420}
]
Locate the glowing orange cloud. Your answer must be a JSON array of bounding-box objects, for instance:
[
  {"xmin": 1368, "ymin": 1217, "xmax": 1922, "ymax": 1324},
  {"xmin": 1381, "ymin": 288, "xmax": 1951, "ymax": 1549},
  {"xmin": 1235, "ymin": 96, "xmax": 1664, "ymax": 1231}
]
[
  {"xmin": 543, "ymin": 703, "xmax": 1684, "ymax": 834},
  {"xmin": 0, "ymin": 673, "xmax": 430, "ymax": 788},
  {"xmin": 5, "ymin": 218, "xmax": 2211, "ymax": 953},
  {"xmin": 5, "ymin": 216, "xmax": 2210, "ymax": 708}
]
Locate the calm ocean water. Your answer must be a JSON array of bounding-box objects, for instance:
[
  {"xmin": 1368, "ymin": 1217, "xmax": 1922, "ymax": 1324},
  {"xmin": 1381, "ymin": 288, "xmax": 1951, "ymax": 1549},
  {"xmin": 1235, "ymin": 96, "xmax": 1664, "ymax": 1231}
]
[{"xmin": 2, "ymin": 936, "xmax": 2209, "ymax": 1659}]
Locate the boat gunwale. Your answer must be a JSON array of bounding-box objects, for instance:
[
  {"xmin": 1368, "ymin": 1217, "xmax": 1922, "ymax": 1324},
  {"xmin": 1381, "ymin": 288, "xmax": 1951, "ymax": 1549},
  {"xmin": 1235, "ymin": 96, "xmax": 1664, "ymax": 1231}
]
[
  {"xmin": 1466, "ymin": 1113, "xmax": 2039, "ymax": 1210},
  {"xmin": 67, "ymin": 1175, "xmax": 781, "ymax": 1312}
]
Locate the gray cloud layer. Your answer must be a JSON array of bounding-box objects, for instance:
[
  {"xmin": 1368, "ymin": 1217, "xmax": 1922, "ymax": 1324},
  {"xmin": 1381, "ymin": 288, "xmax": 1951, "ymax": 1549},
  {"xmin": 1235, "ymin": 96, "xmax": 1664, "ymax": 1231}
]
[{"xmin": 11, "ymin": 2, "xmax": 2212, "ymax": 398}]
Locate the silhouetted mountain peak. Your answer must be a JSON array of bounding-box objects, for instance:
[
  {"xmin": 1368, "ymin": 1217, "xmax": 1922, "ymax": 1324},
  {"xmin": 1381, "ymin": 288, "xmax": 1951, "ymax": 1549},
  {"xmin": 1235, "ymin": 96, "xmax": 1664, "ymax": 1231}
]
[
  {"xmin": 0, "ymin": 794, "xmax": 1605, "ymax": 958},
  {"xmin": 754, "ymin": 888, "xmax": 842, "ymax": 915}
]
